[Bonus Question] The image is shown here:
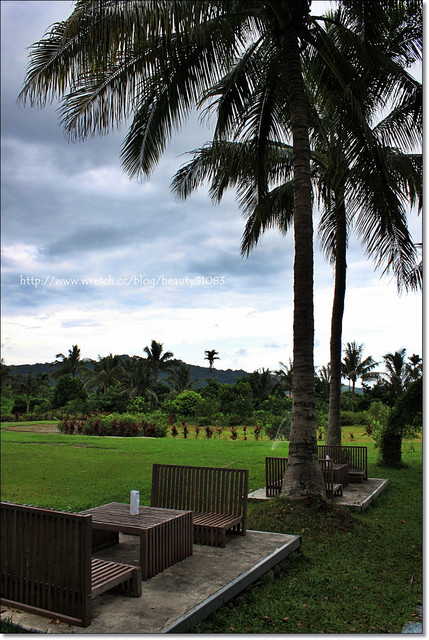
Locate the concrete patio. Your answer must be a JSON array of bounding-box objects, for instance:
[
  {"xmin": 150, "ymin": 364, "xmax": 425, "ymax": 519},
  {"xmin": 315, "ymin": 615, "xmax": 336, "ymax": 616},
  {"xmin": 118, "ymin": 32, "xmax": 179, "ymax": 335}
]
[
  {"xmin": 248, "ymin": 477, "xmax": 389, "ymax": 511},
  {"xmin": 1, "ymin": 530, "xmax": 301, "ymax": 634}
]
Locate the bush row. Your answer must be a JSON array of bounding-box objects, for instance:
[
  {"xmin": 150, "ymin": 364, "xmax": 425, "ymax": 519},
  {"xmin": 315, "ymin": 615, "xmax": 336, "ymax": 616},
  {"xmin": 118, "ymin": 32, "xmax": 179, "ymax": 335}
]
[{"xmin": 58, "ymin": 413, "xmax": 167, "ymax": 438}]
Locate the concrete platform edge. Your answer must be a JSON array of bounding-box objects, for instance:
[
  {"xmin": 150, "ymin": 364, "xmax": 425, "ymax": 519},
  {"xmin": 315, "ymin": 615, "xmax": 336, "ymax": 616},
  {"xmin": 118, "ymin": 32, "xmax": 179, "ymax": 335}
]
[
  {"xmin": 162, "ymin": 533, "xmax": 302, "ymax": 633},
  {"xmin": 356, "ymin": 478, "xmax": 389, "ymax": 512}
]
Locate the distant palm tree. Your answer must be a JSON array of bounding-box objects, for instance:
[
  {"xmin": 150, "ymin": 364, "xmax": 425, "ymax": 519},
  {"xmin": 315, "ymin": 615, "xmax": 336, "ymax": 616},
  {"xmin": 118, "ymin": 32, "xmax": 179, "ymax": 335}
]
[
  {"xmin": 84, "ymin": 354, "xmax": 122, "ymax": 394},
  {"xmin": 144, "ymin": 340, "xmax": 174, "ymax": 385},
  {"xmin": 405, "ymin": 353, "xmax": 422, "ymax": 385},
  {"xmin": 52, "ymin": 345, "xmax": 83, "ymax": 379},
  {"xmin": 382, "ymin": 348, "xmax": 408, "ymax": 398},
  {"xmin": 317, "ymin": 364, "xmax": 331, "ymax": 402},
  {"xmin": 342, "ymin": 342, "xmax": 378, "ymax": 411},
  {"xmin": 274, "ymin": 360, "xmax": 294, "ymax": 397},
  {"xmin": 119, "ymin": 356, "xmax": 158, "ymax": 403},
  {"xmin": 14, "ymin": 372, "xmax": 50, "ymax": 413},
  {"xmin": 204, "ymin": 350, "xmax": 220, "ymax": 376},
  {"xmin": 167, "ymin": 363, "xmax": 195, "ymax": 394}
]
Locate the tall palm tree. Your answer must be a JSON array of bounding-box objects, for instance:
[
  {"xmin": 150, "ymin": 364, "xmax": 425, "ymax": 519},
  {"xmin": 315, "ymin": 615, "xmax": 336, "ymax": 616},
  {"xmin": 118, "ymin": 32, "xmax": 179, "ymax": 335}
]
[
  {"xmin": 143, "ymin": 340, "xmax": 174, "ymax": 386},
  {"xmin": 341, "ymin": 342, "xmax": 378, "ymax": 411},
  {"xmin": 172, "ymin": 3, "xmax": 421, "ymax": 447},
  {"xmin": 204, "ymin": 350, "xmax": 220, "ymax": 376},
  {"xmin": 18, "ymin": 0, "xmax": 418, "ymax": 499}
]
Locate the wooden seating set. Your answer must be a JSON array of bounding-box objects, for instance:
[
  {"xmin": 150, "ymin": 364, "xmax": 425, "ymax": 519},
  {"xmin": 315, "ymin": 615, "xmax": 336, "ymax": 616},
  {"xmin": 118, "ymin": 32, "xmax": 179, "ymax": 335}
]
[
  {"xmin": 0, "ymin": 501, "xmax": 141, "ymax": 627},
  {"xmin": 318, "ymin": 445, "xmax": 368, "ymax": 482},
  {"xmin": 1, "ymin": 464, "xmax": 249, "ymax": 626},
  {"xmin": 265, "ymin": 448, "xmax": 367, "ymax": 500}
]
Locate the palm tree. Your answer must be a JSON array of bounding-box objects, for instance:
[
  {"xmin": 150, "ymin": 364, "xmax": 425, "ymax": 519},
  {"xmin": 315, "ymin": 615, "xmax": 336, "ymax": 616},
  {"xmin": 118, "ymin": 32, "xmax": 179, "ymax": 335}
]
[
  {"xmin": 84, "ymin": 354, "xmax": 123, "ymax": 393},
  {"xmin": 119, "ymin": 356, "xmax": 158, "ymax": 404},
  {"xmin": 316, "ymin": 364, "xmax": 331, "ymax": 402},
  {"xmin": 382, "ymin": 348, "xmax": 408, "ymax": 398},
  {"xmin": 342, "ymin": 342, "xmax": 378, "ymax": 411},
  {"xmin": 167, "ymin": 363, "xmax": 195, "ymax": 394},
  {"xmin": 274, "ymin": 360, "xmax": 294, "ymax": 397},
  {"xmin": 52, "ymin": 345, "xmax": 83, "ymax": 379},
  {"xmin": 172, "ymin": 4, "xmax": 421, "ymax": 448},
  {"xmin": 143, "ymin": 340, "xmax": 174, "ymax": 386},
  {"xmin": 204, "ymin": 350, "xmax": 220, "ymax": 376},
  {"xmin": 18, "ymin": 0, "xmax": 419, "ymax": 499},
  {"xmin": 405, "ymin": 353, "xmax": 422, "ymax": 385}
]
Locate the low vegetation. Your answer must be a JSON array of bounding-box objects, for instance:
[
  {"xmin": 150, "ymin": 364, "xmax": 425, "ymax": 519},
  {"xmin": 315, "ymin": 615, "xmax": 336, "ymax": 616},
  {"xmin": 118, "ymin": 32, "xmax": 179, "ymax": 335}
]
[{"xmin": 1, "ymin": 424, "xmax": 422, "ymax": 633}]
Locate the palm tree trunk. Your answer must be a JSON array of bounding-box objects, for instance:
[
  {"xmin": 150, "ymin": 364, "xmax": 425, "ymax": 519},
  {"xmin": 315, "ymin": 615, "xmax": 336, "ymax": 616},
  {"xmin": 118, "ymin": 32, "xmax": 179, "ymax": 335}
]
[
  {"xmin": 275, "ymin": 5, "xmax": 325, "ymax": 499},
  {"xmin": 326, "ymin": 199, "xmax": 347, "ymax": 445}
]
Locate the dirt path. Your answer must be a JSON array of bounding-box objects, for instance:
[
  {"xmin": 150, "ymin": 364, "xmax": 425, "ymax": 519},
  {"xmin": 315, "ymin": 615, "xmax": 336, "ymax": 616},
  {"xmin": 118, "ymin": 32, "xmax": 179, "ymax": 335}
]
[{"xmin": 3, "ymin": 423, "xmax": 59, "ymax": 433}]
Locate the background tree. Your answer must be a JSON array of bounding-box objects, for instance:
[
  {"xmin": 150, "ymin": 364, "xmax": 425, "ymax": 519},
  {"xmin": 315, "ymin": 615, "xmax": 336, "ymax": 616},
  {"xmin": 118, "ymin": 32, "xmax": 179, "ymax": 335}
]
[
  {"xmin": 382, "ymin": 348, "xmax": 408, "ymax": 399},
  {"xmin": 341, "ymin": 342, "xmax": 378, "ymax": 411},
  {"xmin": 52, "ymin": 345, "xmax": 84, "ymax": 379},
  {"xmin": 377, "ymin": 377, "xmax": 422, "ymax": 467},
  {"xmin": 84, "ymin": 354, "xmax": 122, "ymax": 394},
  {"xmin": 143, "ymin": 340, "xmax": 174, "ymax": 386},
  {"xmin": 52, "ymin": 374, "xmax": 87, "ymax": 409},
  {"xmin": 167, "ymin": 363, "xmax": 195, "ymax": 394},
  {"xmin": 405, "ymin": 353, "xmax": 422, "ymax": 385},
  {"xmin": 204, "ymin": 350, "xmax": 220, "ymax": 376}
]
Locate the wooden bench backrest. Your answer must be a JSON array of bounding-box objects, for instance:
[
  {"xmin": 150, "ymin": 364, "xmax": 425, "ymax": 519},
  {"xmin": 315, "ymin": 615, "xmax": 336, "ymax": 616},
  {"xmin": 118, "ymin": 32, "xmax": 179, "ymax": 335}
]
[
  {"xmin": 1, "ymin": 501, "xmax": 92, "ymax": 627},
  {"xmin": 265, "ymin": 456, "xmax": 288, "ymax": 496},
  {"xmin": 150, "ymin": 464, "xmax": 249, "ymax": 520},
  {"xmin": 318, "ymin": 445, "xmax": 368, "ymax": 479}
]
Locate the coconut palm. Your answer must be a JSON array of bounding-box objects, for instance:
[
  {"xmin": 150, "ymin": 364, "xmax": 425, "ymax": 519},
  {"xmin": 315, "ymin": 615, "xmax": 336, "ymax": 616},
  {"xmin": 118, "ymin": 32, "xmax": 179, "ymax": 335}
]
[
  {"xmin": 52, "ymin": 344, "xmax": 84, "ymax": 379},
  {"xmin": 172, "ymin": 3, "xmax": 421, "ymax": 447},
  {"xmin": 274, "ymin": 360, "xmax": 294, "ymax": 397},
  {"xmin": 342, "ymin": 342, "xmax": 378, "ymax": 411},
  {"xmin": 18, "ymin": 0, "xmax": 419, "ymax": 499},
  {"xmin": 382, "ymin": 348, "xmax": 408, "ymax": 398},
  {"xmin": 405, "ymin": 353, "xmax": 422, "ymax": 385},
  {"xmin": 167, "ymin": 363, "xmax": 195, "ymax": 394},
  {"xmin": 143, "ymin": 340, "xmax": 174, "ymax": 386},
  {"xmin": 204, "ymin": 350, "xmax": 220, "ymax": 376},
  {"xmin": 84, "ymin": 354, "xmax": 123, "ymax": 394}
]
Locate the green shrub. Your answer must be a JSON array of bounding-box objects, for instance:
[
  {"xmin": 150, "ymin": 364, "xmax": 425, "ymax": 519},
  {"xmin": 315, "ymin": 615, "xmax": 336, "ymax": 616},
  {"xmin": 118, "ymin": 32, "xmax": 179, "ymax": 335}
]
[
  {"xmin": 340, "ymin": 410, "xmax": 367, "ymax": 426},
  {"xmin": 172, "ymin": 390, "xmax": 204, "ymax": 419},
  {"xmin": 1, "ymin": 396, "xmax": 14, "ymax": 415}
]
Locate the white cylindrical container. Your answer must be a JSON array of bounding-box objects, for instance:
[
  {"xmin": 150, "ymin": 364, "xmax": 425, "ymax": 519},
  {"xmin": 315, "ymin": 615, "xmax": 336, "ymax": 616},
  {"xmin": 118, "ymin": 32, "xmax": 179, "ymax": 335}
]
[{"xmin": 130, "ymin": 490, "xmax": 140, "ymax": 515}]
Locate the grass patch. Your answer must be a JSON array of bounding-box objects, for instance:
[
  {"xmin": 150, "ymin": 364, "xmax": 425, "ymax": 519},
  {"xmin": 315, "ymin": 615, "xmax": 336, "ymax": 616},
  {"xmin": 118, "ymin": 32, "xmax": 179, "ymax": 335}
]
[{"xmin": 1, "ymin": 427, "xmax": 422, "ymax": 633}]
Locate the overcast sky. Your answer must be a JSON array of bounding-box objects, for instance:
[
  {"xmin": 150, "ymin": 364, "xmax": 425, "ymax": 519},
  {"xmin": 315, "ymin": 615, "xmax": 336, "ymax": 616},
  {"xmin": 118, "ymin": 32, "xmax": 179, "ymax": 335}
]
[{"xmin": 1, "ymin": 1, "xmax": 423, "ymax": 374}]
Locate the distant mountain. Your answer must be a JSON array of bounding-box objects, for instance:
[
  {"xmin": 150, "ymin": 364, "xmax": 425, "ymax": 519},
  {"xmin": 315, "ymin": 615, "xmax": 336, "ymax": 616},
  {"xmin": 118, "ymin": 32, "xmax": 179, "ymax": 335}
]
[{"xmin": 6, "ymin": 357, "xmax": 249, "ymax": 387}]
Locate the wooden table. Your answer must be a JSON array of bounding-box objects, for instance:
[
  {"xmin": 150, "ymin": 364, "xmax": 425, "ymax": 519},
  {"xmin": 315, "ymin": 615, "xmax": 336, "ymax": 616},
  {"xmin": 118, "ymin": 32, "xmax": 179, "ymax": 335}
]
[
  {"xmin": 332, "ymin": 463, "xmax": 349, "ymax": 488},
  {"xmin": 80, "ymin": 502, "xmax": 193, "ymax": 580}
]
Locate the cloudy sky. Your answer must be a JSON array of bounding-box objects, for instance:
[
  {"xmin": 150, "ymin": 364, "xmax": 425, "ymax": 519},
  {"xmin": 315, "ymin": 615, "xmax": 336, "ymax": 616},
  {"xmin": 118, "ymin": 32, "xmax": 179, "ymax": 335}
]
[{"xmin": 1, "ymin": 1, "xmax": 423, "ymax": 374}]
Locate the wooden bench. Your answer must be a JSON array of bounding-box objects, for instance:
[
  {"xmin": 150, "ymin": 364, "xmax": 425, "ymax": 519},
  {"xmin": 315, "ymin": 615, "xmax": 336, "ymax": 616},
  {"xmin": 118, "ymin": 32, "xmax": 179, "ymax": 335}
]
[
  {"xmin": 265, "ymin": 456, "xmax": 343, "ymax": 500},
  {"xmin": 1, "ymin": 502, "xmax": 142, "ymax": 627},
  {"xmin": 265, "ymin": 456, "xmax": 288, "ymax": 497},
  {"xmin": 150, "ymin": 463, "xmax": 249, "ymax": 547},
  {"xmin": 318, "ymin": 445, "xmax": 368, "ymax": 482}
]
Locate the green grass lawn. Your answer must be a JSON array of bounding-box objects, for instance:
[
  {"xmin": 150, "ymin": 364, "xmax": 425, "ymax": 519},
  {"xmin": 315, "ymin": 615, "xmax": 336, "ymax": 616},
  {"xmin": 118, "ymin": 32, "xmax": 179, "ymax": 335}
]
[{"xmin": 1, "ymin": 423, "xmax": 422, "ymax": 633}]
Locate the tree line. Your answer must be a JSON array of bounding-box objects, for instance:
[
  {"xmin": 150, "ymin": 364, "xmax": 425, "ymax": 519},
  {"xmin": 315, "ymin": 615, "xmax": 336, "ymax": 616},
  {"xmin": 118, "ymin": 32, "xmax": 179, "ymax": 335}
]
[{"xmin": 1, "ymin": 341, "xmax": 421, "ymax": 424}]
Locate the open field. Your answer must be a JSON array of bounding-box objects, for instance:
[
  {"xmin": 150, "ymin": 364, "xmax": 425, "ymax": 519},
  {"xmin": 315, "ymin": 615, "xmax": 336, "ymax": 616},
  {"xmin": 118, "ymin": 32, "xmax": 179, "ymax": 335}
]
[{"xmin": 1, "ymin": 423, "xmax": 422, "ymax": 633}]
